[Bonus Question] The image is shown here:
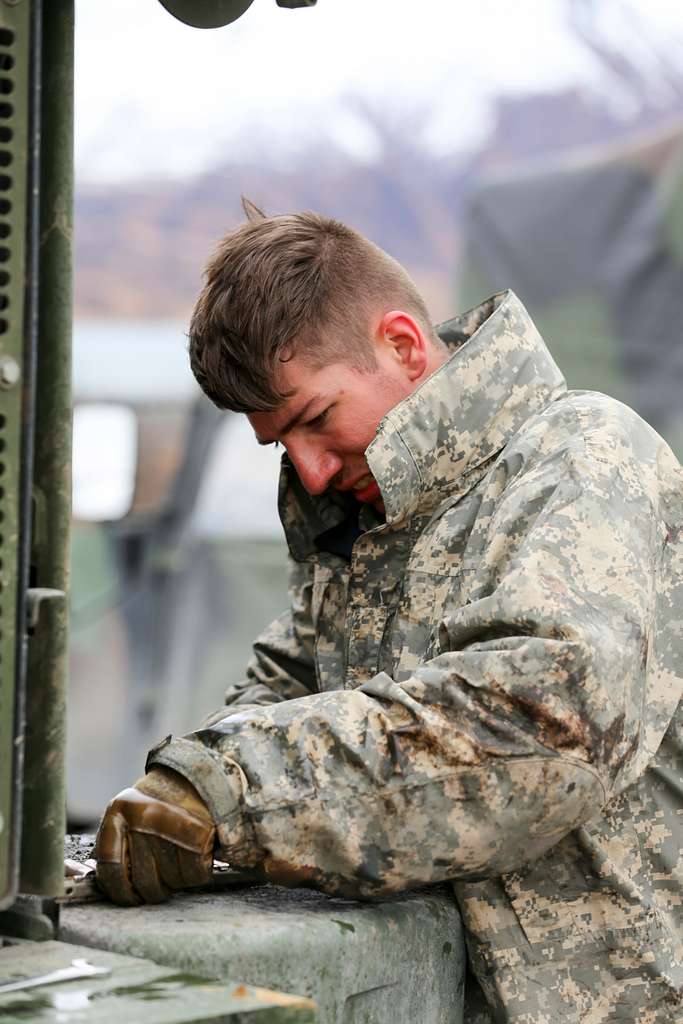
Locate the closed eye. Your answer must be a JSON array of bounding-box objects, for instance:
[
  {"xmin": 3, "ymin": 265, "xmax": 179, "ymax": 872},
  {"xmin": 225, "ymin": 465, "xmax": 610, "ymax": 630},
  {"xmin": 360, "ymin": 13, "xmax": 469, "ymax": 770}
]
[{"xmin": 306, "ymin": 408, "xmax": 330, "ymax": 429}]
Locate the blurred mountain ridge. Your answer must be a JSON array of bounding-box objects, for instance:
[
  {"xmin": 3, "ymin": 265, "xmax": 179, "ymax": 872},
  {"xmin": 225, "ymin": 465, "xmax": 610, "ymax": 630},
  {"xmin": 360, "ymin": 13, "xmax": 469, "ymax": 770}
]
[{"xmin": 75, "ymin": 84, "xmax": 683, "ymax": 324}]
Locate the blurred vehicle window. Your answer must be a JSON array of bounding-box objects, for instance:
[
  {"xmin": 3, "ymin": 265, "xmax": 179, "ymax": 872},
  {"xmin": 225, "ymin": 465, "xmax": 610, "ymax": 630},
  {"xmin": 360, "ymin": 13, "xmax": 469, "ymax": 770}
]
[
  {"xmin": 72, "ymin": 403, "xmax": 137, "ymax": 522},
  {"xmin": 190, "ymin": 413, "xmax": 282, "ymax": 539}
]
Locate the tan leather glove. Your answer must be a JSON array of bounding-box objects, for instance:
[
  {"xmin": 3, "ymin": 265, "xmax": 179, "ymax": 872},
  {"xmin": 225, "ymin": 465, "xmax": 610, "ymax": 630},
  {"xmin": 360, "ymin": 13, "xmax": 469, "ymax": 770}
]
[{"xmin": 94, "ymin": 766, "xmax": 216, "ymax": 906}]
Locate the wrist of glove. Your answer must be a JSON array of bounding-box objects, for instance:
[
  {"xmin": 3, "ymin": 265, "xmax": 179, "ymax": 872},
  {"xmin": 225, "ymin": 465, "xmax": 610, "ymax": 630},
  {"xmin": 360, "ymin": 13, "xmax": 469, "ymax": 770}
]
[{"xmin": 94, "ymin": 766, "xmax": 216, "ymax": 906}]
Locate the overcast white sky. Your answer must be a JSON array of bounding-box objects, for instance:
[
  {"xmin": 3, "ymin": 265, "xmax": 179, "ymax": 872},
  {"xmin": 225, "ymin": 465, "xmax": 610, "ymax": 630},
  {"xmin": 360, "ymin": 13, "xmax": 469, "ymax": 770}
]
[{"xmin": 75, "ymin": 0, "xmax": 683, "ymax": 182}]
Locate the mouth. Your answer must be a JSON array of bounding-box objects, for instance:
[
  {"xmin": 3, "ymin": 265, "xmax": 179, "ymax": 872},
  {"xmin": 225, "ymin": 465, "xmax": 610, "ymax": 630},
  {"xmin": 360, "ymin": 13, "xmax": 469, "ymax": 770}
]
[
  {"xmin": 351, "ymin": 474, "xmax": 374, "ymax": 492},
  {"xmin": 341, "ymin": 472, "xmax": 382, "ymax": 505}
]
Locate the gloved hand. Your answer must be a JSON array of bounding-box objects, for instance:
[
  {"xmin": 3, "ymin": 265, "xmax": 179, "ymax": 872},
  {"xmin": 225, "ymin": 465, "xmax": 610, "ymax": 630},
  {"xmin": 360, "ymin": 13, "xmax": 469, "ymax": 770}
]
[{"xmin": 94, "ymin": 766, "xmax": 216, "ymax": 906}]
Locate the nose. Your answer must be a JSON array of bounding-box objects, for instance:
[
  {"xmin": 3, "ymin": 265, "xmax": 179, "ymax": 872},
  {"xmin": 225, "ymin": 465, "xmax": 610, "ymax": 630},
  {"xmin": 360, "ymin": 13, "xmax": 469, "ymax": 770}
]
[{"xmin": 286, "ymin": 440, "xmax": 342, "ymax": 496}]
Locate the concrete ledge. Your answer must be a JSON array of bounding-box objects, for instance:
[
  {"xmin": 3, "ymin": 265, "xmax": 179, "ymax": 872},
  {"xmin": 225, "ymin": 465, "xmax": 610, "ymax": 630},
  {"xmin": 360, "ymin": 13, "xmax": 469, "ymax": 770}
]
[{"xmin": 60, "ymin": 883, "xmax": 465, "ymax": 1024}]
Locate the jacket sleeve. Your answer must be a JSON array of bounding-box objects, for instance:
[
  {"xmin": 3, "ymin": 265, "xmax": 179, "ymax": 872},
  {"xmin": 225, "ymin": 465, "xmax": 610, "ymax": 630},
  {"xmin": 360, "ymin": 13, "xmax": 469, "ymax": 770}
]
[
  {"xmin": 149, "ymin": 409, "xmax": 682, "ymax": 898},
  {"xmin": 202, "ymin": 557, "xmax": 319, "ymax": 725}
]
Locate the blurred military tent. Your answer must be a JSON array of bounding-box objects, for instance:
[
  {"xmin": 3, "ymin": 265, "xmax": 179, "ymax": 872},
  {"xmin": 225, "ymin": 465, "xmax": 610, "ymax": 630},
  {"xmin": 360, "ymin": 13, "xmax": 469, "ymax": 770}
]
[{"xmin": 458, "ymin": 122, "xmax": 683, "ymax": 458}]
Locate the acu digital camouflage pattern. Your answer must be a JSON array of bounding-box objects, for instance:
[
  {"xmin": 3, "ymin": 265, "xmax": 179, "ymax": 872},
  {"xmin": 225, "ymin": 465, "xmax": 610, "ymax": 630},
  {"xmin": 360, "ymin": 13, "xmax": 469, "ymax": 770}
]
[{"xmin": 148, "ymin": 291, "xmax": 683, "ymax": 1022}]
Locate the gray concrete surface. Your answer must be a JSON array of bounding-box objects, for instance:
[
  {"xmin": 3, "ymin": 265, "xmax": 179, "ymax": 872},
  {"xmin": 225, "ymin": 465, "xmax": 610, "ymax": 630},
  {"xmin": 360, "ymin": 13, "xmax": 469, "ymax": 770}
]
[{"xmin": 60, "ymin": 882, "xmax": 466, "ymax": 1024}]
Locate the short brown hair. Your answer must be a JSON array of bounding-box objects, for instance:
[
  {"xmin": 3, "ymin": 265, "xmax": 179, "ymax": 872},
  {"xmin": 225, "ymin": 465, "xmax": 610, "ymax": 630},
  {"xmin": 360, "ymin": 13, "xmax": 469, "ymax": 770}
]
[{"xmin": 188, "ymin": 201, "xmax": 435, "ymax": 412}]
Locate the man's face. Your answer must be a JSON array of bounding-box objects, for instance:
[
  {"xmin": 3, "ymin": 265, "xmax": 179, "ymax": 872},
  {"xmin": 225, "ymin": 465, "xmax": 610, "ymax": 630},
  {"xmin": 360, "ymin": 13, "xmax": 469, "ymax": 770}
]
[{"xmin": 248, "ymin": 333, "xmax": 425, "ymax": 512}]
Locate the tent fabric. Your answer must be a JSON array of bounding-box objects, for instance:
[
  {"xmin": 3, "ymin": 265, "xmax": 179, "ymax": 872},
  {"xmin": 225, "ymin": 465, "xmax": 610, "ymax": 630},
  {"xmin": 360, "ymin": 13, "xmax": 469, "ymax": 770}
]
[{"xmin": 459, "ymin": 125, "xmax": 683, "ymax": 456}]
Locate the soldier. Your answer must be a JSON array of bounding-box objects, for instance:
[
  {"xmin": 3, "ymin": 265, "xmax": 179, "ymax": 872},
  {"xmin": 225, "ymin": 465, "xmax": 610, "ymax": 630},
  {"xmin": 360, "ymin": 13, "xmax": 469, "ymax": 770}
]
[{"xmin": 95, "ymin": 205, "xmax": 683, "ymax": 1022}]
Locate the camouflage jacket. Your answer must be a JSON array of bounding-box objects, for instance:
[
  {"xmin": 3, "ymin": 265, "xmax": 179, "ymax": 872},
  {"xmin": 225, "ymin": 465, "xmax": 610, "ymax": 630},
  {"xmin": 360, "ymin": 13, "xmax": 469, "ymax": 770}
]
[{"xmin": 149, "ymin": 291, "xmax": 683, "ymax": 1023}]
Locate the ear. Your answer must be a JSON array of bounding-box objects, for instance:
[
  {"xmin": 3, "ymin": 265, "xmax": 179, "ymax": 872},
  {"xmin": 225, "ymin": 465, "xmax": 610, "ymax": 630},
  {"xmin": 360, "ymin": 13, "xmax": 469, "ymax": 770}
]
[{"xmin": 376, "ymin": 310, "xmax": 429, "ymax": 381}]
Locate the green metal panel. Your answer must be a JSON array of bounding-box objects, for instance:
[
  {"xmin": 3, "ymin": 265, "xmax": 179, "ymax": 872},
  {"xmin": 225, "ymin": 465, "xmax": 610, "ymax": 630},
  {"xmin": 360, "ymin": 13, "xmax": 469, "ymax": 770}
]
[
  {"xmin": 19, "ymin": 0, "xmax": 73, "ymax": 898},
  {"xmin": 0, "ymin": 0, "xmax": 33, "ymax": 912},
  {"xmin": 0, "ymin": 940, "xmax": 317, "ymax": 1022}
]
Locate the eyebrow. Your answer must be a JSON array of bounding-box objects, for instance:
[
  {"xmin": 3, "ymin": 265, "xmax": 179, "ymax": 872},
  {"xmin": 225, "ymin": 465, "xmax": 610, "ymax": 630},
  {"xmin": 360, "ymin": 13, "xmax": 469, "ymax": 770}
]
[{"xmin": 256, "ymin": 395, "xmax": 321, "ymax": 446}]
